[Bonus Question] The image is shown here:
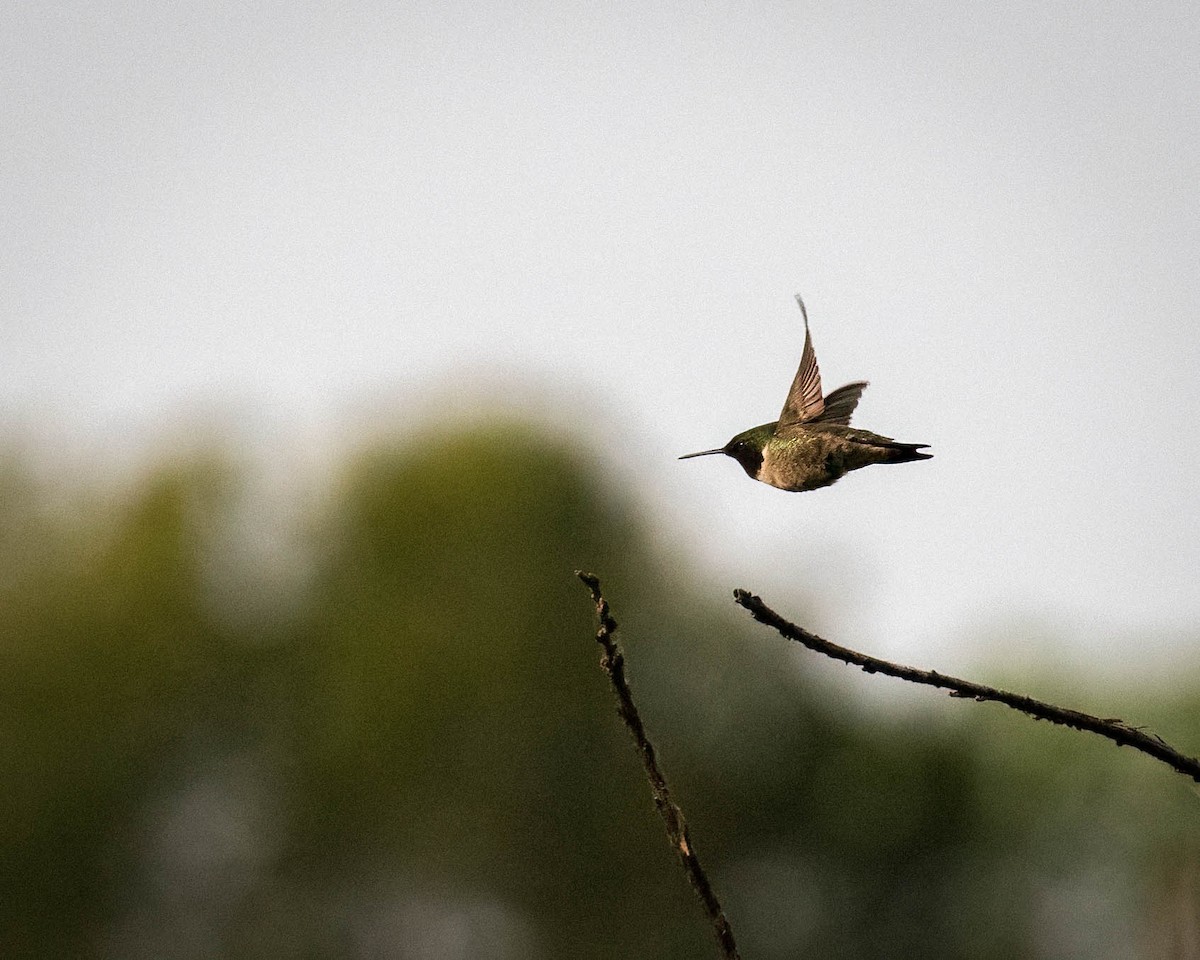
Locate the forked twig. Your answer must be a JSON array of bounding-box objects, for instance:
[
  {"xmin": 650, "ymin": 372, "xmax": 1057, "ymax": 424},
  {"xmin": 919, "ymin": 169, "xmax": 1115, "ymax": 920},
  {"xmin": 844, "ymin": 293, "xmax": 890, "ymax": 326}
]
[
  {"xmin": 577, "ymin": 571, "xmax": 740, "ymax": 960},
  {"xmin": 734, "ymin": 588, "xmax": 1200, "ymax": 784}
]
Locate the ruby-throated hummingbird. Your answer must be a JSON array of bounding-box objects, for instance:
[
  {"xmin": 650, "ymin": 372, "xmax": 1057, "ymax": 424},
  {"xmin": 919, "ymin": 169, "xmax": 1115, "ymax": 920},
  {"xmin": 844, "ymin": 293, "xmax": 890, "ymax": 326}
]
[{"xmin": 680, "ymin": 294, "xmax": 931, "ymax": 491}]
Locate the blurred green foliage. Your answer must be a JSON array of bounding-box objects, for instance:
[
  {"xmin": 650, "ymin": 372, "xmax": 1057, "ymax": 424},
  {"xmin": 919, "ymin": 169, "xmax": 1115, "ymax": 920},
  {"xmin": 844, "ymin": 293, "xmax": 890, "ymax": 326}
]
[{"xmin": 1, "ymin": 420, "xmax": 1197, "ymax": 959}]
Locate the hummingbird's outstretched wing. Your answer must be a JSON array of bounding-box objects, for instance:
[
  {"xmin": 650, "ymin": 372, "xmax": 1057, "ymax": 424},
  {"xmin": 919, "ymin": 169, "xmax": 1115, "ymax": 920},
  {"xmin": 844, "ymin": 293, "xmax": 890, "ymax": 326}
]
[
  {"xmin": 809, "ymin": 380, "xmax": 869, "ymax": 426},
  {"xmin": 777, "ymin": 294, "xmax": 825, "ymax": 427},
  {"xmin": 779, "ymin": 295, "xmax": 870, "ymax": 427}
]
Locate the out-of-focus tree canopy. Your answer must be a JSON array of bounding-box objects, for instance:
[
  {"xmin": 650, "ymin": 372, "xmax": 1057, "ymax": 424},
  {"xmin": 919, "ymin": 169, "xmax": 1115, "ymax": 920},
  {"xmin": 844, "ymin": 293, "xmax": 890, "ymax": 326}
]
[{"xmin": 2, "ymin": 420, "xmax": 1197, "ymax": 959}]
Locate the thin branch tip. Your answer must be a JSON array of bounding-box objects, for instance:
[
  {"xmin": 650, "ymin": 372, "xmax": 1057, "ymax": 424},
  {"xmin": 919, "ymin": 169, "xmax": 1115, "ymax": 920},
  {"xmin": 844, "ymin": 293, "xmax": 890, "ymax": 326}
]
[{"xmin": 734, "ymin": 588, "xmax": 1200, "ymax": 784}]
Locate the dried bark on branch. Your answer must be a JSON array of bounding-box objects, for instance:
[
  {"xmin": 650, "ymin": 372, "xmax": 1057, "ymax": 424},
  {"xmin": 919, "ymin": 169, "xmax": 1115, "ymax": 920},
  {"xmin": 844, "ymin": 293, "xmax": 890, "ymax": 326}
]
[{"xmin": 576, "ymin": 571, "xmax": 740, "ymax": 960}]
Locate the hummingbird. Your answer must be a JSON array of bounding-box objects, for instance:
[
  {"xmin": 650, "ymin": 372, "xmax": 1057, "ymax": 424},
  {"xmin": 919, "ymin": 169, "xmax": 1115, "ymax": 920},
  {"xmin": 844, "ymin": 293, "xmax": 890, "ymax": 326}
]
[{"xmin": 680, "ymin": 294, "xmax": 931, "ymax": 491}]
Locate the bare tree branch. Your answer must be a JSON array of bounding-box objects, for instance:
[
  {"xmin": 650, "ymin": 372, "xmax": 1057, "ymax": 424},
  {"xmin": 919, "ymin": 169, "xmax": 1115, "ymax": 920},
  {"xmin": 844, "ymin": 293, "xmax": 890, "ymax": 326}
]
[
  {"xmin": 577, "ymin": 571, "xmax": 741, "ymax": 960},
  {"xmin": 734, "ymin": 588, "xmax": 1200, "ymax": 785}
]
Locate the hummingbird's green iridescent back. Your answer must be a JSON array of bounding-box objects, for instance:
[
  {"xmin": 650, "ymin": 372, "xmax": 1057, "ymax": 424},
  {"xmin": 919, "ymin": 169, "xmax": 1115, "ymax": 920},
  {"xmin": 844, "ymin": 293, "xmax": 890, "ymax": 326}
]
[{"xmin": 679, "ymin": 294, "xmax": 931, "ymax": 492}]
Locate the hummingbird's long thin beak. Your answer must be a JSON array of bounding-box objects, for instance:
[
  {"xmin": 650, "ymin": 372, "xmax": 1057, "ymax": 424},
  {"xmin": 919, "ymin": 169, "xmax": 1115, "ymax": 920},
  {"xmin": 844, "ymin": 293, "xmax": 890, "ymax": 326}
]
[{"xmin": 678, "ymin": 448, "xmax": 725, "ymax": 460}]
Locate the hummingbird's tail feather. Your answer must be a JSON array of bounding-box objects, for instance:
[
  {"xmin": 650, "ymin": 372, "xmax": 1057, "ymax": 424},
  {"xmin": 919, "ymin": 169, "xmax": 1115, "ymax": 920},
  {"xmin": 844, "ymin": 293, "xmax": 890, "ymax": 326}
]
[
  {"xmin": 836, "ymin": 427, "xmax": 933, "ymax": 463},
  {"xmin": 821, "ymin": 425, "xmax": 932, "ymax": 459},
  {"xmin": 881, "ymin": 444, "xmax": 933, "ymax": 464}
]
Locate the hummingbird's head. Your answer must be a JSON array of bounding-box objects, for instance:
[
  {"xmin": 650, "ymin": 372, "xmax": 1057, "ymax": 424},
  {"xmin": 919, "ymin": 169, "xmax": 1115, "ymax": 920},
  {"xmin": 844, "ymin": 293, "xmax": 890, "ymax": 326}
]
[{"xmin": 679, "ymin": 423, "xmax": 773, "ymax": 479}]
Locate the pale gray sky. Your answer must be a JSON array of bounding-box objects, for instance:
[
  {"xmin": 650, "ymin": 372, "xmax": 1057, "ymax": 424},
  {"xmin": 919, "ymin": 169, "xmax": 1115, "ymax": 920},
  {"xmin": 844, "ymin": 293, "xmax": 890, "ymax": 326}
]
[{"xmin": 4, "ymin": 0, "xmax": 1199, "ymax": 672}]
